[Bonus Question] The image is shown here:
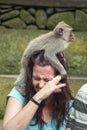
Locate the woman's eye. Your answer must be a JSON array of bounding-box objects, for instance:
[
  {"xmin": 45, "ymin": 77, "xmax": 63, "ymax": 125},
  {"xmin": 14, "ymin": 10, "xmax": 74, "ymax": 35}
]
[
  {"xmin": 44, "ymin": 79, "xmax": 51, "ymax": 82},
  {"xmin": 33, "ymin": 76, "xmax": 40, "ymax": 81},
  {"xmin": 33, "ymin": 76, "xmax": 52, "ymax": 82}
]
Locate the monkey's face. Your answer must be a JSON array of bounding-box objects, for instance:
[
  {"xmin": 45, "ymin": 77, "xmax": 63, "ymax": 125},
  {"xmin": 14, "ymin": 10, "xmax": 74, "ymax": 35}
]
[
  {"xmin": 54, "ymin": 21, "xmax": 75, "ymax": 42},
  {"xmin": 62, "ymin": 28, "xmax": 75, "ymax": 42},
  {"xmin": 69, "ymin": 29, "xmax": 75, "ymax": 42}
]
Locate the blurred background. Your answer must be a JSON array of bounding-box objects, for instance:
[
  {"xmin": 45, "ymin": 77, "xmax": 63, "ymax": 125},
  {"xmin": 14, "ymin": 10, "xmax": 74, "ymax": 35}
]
[{"xmin": 0, "ymin": 0, "xmax": 87, "ymax": 126}]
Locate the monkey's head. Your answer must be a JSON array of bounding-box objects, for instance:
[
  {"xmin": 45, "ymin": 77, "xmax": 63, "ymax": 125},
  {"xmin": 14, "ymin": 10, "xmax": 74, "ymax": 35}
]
[{"xmin": 53, "ymin": 21, "xmax": 75, "ymax": 42}]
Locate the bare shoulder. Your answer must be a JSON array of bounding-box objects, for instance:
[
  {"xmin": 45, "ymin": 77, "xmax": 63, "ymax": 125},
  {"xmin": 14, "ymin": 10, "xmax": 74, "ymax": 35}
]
[
  {"xmin": 79, "ymin": 83, "xmax": 87, "ymax": 92},
  {"xmin": 7, "ymin": 96, "xmax": 23, "ymax": 111},
  {"xmin": 3, "ymin": 97, "xmax": 23, "ymax": 128}
]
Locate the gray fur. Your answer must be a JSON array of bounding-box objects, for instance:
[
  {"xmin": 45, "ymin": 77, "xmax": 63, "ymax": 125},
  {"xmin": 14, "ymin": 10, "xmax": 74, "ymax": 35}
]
[{"xmin": 14, "ymin": 21, "xmax": 75, "ymax": 95}]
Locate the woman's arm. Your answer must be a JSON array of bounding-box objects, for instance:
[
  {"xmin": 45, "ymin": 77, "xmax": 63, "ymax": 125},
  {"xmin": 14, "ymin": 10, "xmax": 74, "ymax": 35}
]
[
  {"xmin": 66, "ymin": 128, "xmax": 71, "ymax": 130},
  {"xmin": 3, "ymin": 96, "xmax": 40, "ymax": 130},
  {"xmin": 3, "ymin": 75, "xmax": 66, "ymax": 130}
]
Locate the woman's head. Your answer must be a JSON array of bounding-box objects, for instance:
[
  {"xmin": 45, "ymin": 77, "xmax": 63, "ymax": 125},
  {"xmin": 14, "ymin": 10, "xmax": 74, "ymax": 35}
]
[
  {"xmin": 32, "ymin": 64, "xmax": 56, "ymax": 92},
  {"xmin": 30, "ymin": 51, "xmax": 67, "ymax": 93},
  {"xmin": 25, "ymin": 51, "xmax": 69, "ymax": 99}
]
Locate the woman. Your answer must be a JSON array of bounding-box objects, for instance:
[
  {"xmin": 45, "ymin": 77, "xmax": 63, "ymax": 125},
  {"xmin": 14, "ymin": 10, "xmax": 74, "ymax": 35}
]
[{"xmin": 3, "ymin": 51, "xmax": 73, "ymax": 130}]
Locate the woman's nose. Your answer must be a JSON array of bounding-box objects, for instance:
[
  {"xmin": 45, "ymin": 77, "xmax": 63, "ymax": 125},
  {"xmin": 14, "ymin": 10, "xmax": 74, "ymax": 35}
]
[{"xmin": 38, "ymin": 80, "xmax": 46, "ymax": 88}]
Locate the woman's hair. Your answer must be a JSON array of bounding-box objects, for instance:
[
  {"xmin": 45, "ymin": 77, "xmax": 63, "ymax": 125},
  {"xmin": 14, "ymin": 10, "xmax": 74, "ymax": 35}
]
[{"xmin": 25, "ymin": 51, "xmax": 73, "ymax": 129}]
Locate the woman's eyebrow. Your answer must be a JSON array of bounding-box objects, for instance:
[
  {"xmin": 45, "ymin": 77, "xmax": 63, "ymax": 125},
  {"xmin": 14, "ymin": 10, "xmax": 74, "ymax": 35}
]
[{"xmin": 33, "ymin": 75, "xmax": 53, "ymax": 81}]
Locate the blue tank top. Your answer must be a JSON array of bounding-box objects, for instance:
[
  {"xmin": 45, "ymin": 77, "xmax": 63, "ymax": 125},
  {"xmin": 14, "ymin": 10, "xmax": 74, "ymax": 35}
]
[{"xmin": 7, "ymin": 87, "xmax": 73, "ymax": 130}]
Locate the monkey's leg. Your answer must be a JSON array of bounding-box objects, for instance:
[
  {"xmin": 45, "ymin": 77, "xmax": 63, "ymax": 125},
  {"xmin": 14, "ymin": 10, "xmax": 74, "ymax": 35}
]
[
  {"xmin": 14, "ymin": 68, "xmax": 26, "ymax": 95},
  {"xmin": 44, "ymin": 53, "xmax": 67, "ymax": 75}
]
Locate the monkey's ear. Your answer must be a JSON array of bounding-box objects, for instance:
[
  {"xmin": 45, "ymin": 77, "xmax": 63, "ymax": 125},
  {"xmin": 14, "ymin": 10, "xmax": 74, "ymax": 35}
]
[
  {"xmin": 58, "ymin": 28, "xmax": 63, "ymax": 36},
  {"xmin": 54, "ymin": 27, "xmax": 63, "ymax": 37}
]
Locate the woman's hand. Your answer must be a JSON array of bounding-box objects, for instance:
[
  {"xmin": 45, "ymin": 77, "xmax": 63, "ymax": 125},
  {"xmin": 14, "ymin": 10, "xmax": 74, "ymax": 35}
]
[
  {"xmin": 66, "ymin": 128, "xmax": 71, "ymax": 130},
  {"xmin": 34, "ymin": 75, "xmax": 66, "ymax": 102}
]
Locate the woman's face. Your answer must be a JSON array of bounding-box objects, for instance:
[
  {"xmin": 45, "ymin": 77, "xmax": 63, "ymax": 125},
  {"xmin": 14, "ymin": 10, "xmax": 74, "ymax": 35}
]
[{"xmin": 32, "ymin": 64, "xmax": 56, "ymax": 92}]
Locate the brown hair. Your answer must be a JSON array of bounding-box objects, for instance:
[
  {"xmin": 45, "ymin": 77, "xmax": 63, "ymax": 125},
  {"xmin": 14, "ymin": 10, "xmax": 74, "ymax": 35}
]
[{"xmin": 25, "ymin": 51, "xmax": 73, "ymax": 129}]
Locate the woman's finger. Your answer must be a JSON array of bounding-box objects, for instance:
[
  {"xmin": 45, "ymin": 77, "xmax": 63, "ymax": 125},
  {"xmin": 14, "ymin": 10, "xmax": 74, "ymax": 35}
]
[{"xmin": 52, "ymin": 75, "xmax": 61, "ymax": 84}]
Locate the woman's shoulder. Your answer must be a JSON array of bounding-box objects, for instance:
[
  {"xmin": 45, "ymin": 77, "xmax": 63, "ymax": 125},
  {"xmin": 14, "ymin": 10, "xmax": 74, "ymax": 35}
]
[
  {"xmin": 7, "ymin": 87, "xmax": 26, "ymax": 106},
  {"xmin": 75, "ymin": 83, "xmax": 87, "ymax": 100},
  {"xmin": 79, "ymin": 83, "xmax": 87, "ymax": 92}
]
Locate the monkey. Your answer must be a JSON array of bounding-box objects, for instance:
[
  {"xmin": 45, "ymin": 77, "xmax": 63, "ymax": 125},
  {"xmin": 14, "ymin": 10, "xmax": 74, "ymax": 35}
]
[{"xmin": 14, "ymin": 21, "xmax": 75, "ymax": 95}]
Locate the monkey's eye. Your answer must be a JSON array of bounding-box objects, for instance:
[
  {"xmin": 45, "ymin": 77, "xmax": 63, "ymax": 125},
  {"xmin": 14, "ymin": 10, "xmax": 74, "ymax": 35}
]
[
  {"xmin": 58, "ymin": 28, "xmax": 63, "ymax": 35},
  {"xmin": 59, "ymin": 28, "xmax": 63, "ymax": 32}
]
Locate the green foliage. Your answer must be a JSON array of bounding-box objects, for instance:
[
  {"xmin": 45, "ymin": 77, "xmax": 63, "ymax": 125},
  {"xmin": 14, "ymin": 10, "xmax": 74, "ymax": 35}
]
[
  {"xmin": 2, "ymin": 18, "xmax": 26, "ymax": 29},
  {"xmin": 20, "ymin": 9, "xmax": 35, "ymax": 24},
  {"xmin": 0, "ymin": 28, "xmax": 47, "ymax": 74},
  {"xmin": 0, "ymin": 10, "xmax": 19, "ymax": 21},
  {"xmin": 47, "ymin": 12, "xmax": 74, "ymax": 29},
  {"xmin": 0, "ymin": 78, "xmax": 15, "ymax": 119},
  {"xmin": 75, "ymin": 10, "xmax": 87, "ymax": 31},
  {"xmin": 69, "ymin": 79, "xmax": 87, "ymax": 97},
  {"xmin": 36, "ymin": 9, "xmax": 47, "ymax": 29},
  {"xmin": 64, "ymin": 32, "xmax": 87, "ymax": 76}
]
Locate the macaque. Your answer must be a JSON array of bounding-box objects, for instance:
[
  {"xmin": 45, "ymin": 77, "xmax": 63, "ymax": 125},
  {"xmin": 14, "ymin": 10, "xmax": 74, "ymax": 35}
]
[{"xmin": 14, "ymin": 21, "xmax": 75, "ymax": 94}]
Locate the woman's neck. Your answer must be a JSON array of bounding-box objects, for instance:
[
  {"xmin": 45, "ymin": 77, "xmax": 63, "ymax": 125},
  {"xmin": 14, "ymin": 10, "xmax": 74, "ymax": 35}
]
[{"xmin": 42, "ymin": 105, "xmax": 52, "ymax": 123}]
